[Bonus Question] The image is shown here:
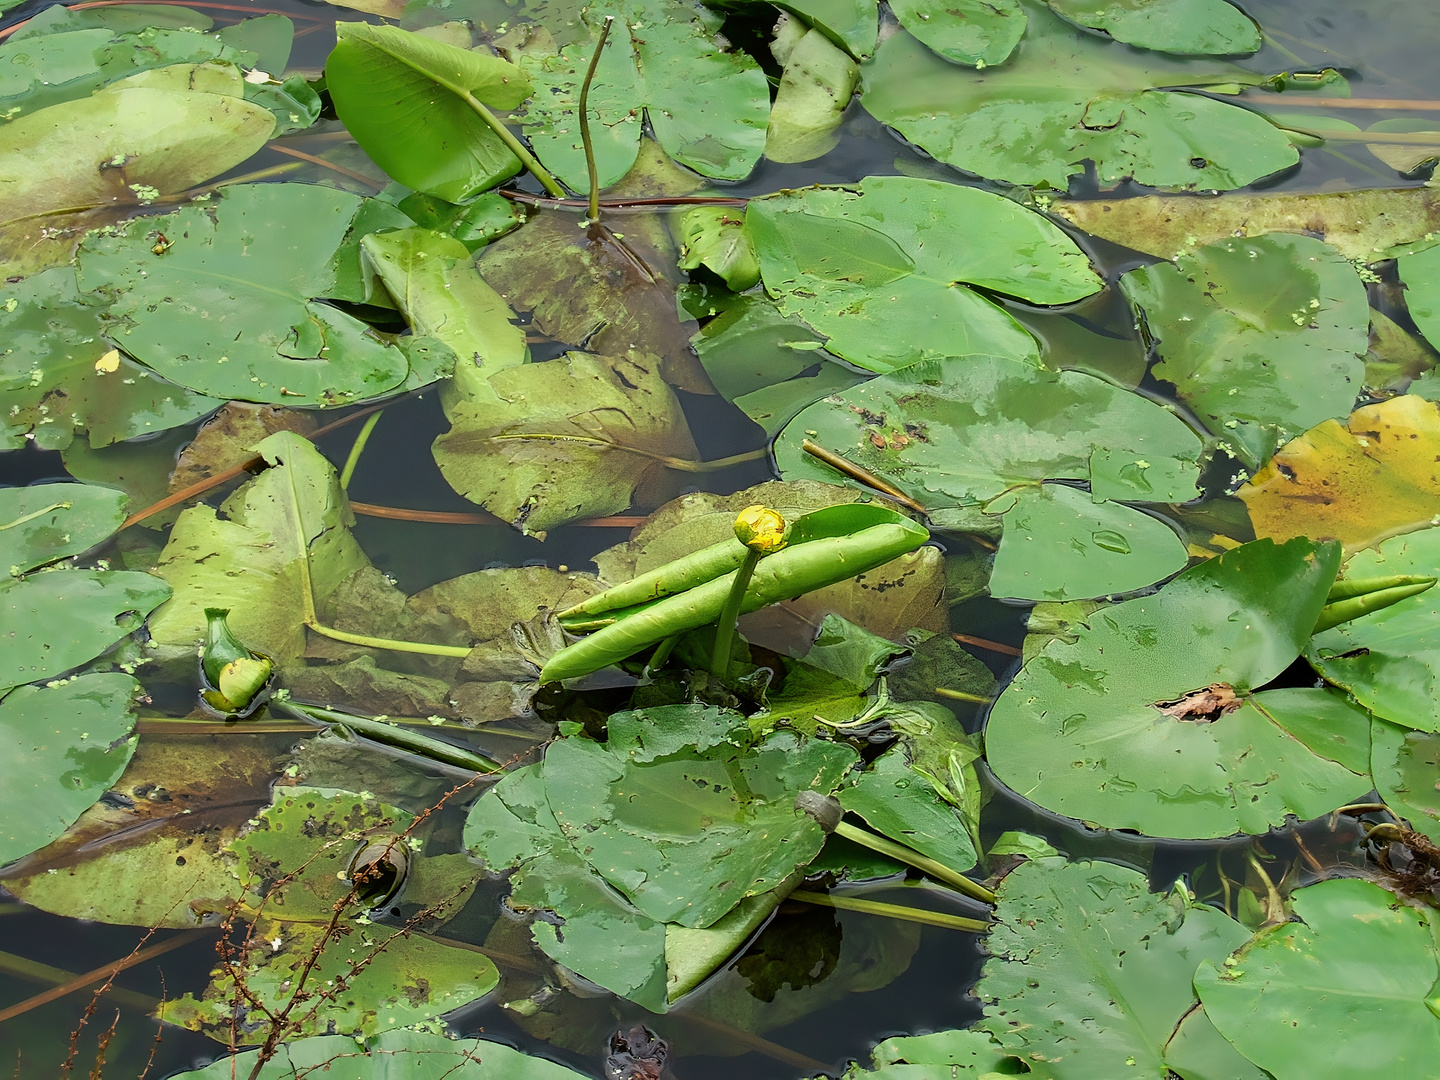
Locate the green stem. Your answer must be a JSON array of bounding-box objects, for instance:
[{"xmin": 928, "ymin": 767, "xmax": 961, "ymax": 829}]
[
  {"xmin": 711, "ymin": 548, "xmax": 760, "ymax": 677},
  {"xmin": 833, "ymin": 820, "xmax": 996, "ymax": 905},
  {"xmin": 579, "ymin": 15, "xmax": 614, "ymax": 223},
  {"xmin": 339, "ymin": 410, "xmax": 382, "ymax": 491},
  {"xmin": 0, "ymin": 951, "xmax": 160, "ymax": 1014},
  {"xmin": 933, "ymin": 687, "xmax": 994, "ymax": 705},
  {"xmin": 461, "ymin": 91, "xmax": 566, "ymax": 199},
  {"xmin": 789, "ymin": 890, "xmax": 990, "ymax": 932},
  {"xmin": 277, "ymin": 701, "xmax": 501, "ymax": 773},
  {"xmin": 1246, "ymin": 848, "xmax": 1287, "ymax": 927},
  {"xmin": 646, "ymin": 634, "xmax": 679, "ymax": 674},
  {"xmin": 0, "ymin": 502, "xmax": 68, "ymax": 532}
]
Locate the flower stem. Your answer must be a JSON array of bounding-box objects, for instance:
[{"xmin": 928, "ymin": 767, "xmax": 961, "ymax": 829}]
[
  {"xmin": 833, "ymin": 820, "xmax": 996, "ymax": 905},
  {"xmin": 789, "ymin": 890, "xmax": 990, "ymax": 932},
  {"xmin": 710, "ymin": 547, "xmax": 760, "ymax": 678},
  {"xmin": 579, "ymin": 15, "xmax": 615, "ymax": 223}
]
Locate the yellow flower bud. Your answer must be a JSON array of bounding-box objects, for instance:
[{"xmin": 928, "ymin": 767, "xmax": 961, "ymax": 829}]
[{"xmin": 733, "ymin": 505, "xmax": 788, "ymax": 554}]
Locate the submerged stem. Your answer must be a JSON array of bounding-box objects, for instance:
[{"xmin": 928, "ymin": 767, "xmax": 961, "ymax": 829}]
[
  {"xmin": 339, "ymin": 410, "xmax": 382, "ymax": 491},
  {"xmin": 789, "ymin": 890, "xmax": 990, "ymax": 932},
  {"xmin": 276, "ymin": 701, "xmax": 500, "ymax": 774},
  {"xmin": 579, "ymin": 15, "xmax": 615, "ymax": 224},
  {"xmin": 833, "ymin": 820, "xmax": 996, "ymax": 905}
]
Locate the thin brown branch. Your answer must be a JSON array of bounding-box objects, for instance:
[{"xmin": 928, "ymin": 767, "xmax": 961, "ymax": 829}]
[
  {"xmin": 952, "ymin": 632, "xmax": 1022, "ymax": 658},
  {"xmin": 800, "ymin": 439, "xmax": 928, "ymax": 515},
  {"xmin": 265, "ymin": 145, "xmax": 384, "ymax": 189}
]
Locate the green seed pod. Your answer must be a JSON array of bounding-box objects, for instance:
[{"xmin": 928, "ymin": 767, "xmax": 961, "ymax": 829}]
[
  {"xmin": 202, "ymin": 607, "xmax": 250, "ymax": 686},
  {"xmin": 200, "ymin": 608, "xmax": 274, "ymax": 717}
]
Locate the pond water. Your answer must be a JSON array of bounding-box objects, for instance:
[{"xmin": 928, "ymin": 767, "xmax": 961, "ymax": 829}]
[{"xmin": 3, "ymin": 0, "xmax": 1440, "ymax": 1077}]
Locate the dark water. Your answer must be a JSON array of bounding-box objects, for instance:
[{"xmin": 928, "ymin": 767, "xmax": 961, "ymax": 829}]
[{"xmin": 0, "ymin": 0, "xmax": 1435, "ymax": 1076}]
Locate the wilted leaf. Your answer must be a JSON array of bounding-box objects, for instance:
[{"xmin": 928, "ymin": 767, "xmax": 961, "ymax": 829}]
[
  {"xmin": 432, "ymin": 351, "xmax": 700, "ymax": 537},
  {"xmin": 1195, "ymin": 878, "xmax": 1440, "ymax": 1080},
  {"xmin": 168, "ymin": 402, "xmax": 319, "ymax": 494},
  {"xmin": 979, "ymin": 857, "xmax": 1253, "ymax": 1079},
  {"xmin": 76, "ymin": 184, "xmax": 414, "ymax": 407},
  {"xmin": 1371, "ymin": 719, "xmax": 1440, "ymax": 845},
  {"xmin": 986, "ymin": 538, "xmax": 1377, "ymax": 839},
  {"xmin": 1047, "ymin": 0, "xmax": 1260, "ymax": 55},
  {"xmin": 748, "ymin": 176, "xmax": 1102, "ymax": 373},
  {"xmin": 326, "ymin": 22, "xmax": 530, "ymax": 201},
  {"xmin": 861, "ymin": 2, "xmax": 1294, "ymax": 191},
  {"xmin": 0, "ymin": 482, "xmax": 128, "ymax": 576},
  {"xmin": 764, "ymin": 26, "xmax": 860, "ymax": 164},
  {"xmin": 1240, "ymin": 395, "xmax": 1440, "ymax": 551}
]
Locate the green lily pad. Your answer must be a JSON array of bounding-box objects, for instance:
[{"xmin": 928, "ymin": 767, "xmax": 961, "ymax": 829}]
[
  {"xmin": 848, "ymin": 1029, "xmax": 1021, "ymax": 1078},
  {"xmin": 675, "ymin": 205, "xmax": 760, "ymax": 291},
  {"xmin": 1240, "ymin": 396, "xmax": 1440, "ymax": 553},
  {"xmin": 747, "ymin": 176, "xmax": 1103, "ymax": 373},
  {"xmin": 988, "ymin": 482, "xmax": 1189, "ymax": 601},
  {"xmin": 774, "ymin": 0, "xmax": 878, "ymax": 59},
  {"xmin": 0, "ymin": 483, "xmax": 128, "ymax": 576},
  {"xmin": 148, "ymin": 431, "xmax": 371, "ymax": 667},
  {"xmin": 987, "ymin": 538, "xmax": 1379, "ymax": 839},
  {"xmin": 432, "ymin": 351, "xmax": 700, "ymax": 537},
  {"xmin": 10, "ymin": 4, "xmax": 214, "ymax": 39},
  {"xmin": 891, "ymin": 0, "xmax": 1026, "ymax": 68},
  {"xmin": 0, "ymin": 268, "xmax": 222, "ymax": 451},
  {"xmin": 1, "ymin": 570, "xmax": 170, "ymax": 691},
  {"xmin": 76, "ymin": 184, "xmax": 413, "ymax": 407},
  {"xmin": 978, "ymin": 857, "xmax": 1255, "ymax": 1079},
  {"xmin": 860, "ymin": 1, "xmax": 1295, "ymax": 191},
  {"xmin": 173, "ymin": 1030, "xmax": 588, "ymax": 1079},
  {"xmin": 0, "ymin": 673, "xmax": 142, "ymax": 867},
  {"xmin": 1399, "ymin": 240, "xmax": 1440, "ymax": 357},
  {"xmin": 1372, "ymin": 718, "xmax": 1440, "ymax": 845},
  {"xmin": 1047, "ymin": 0, "xmax": 1260, "ymax": 56},
  {"xmin": 508, "ymin": 0, "xmax": 769, "ymax": 192},
  {"xmin": 1121, "ymin": 233, "xmax": 1368, "ymax": 469},
  {"xmin": 838, "ymin": 742, "xmax": 977, "ymax": 873},
  {"xmin": 1195, "ymin": 878, "xmax": 1440, "ymax": 1080},
  {"xmin": 1308, "ymin": 526, "xmax": 1440, "ymax": 732},
  {"xmin": 326, "ymin": 22, "xmax": 529, "ymax": 202}
]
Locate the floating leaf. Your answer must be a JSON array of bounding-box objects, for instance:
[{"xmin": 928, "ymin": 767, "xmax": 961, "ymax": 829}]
[
  {"xmin": 861, "ymin": 2, "xmax": 1295, "ymax": 191},
  {"xmin": 1050, "ymin": 186, "xmax": 1440, "ymax": 262},
  {"xmin": 0, "ymin": 268, "xmax": 222, "ymax": 451},
  {"xmin": 507, "ymin": 0, "xmax": 769, "ymax": 192},
  {"xmin": 979, "ymin": 857, "xmax": 1256, "ymax": 1079},
  {"xmin": 1308, "ymin": 526, "xmax": 1440, "ymax": 732},
  {"xmin": 326, "ymin": 22, "xmax": 530, "ymax": 201},
  {"xmin": 1122, "ymin": 233, "xmax": 1368, "ymax": 469},
  {"xmin": 838, "ymin": 743, "xmax": 977, "ymax": 873},
  {"xmin": 1371, "ymin": 718, "xmax": 1440, "ymax": 845},
  {"xmin": 0, "ymin": 79, "xmax": 274, "ymax": 228},
  {"xmin": 0, "ymin": 482, "xmax": 128, "ymax": 576},
  {"xmin": 851, "ymin": 1029, "xmax": 1022, "ymax": 1077},
  {"xmin": 76, "ymin": 184, "xmax": 414, "ymax": 407},
  {"xmin": 1365, "ymin": 118, "xmax": 1440, "ymax": 175},
  {"xmin": 675, "ymin": 205, "xmax": 760, "ymax": 292},
  {"xmin": 1400, "ymin": 239, "xmax": 1440, "ymax": 356},
  {"xmin": 174, "ymin": 1030, "xmax": 589, "ymax": 1079},
  {"xmin": 432, "ymin": 351, "xmax": 700, "ymax": 537},
  {"xmin": 988, "ymin": 482, "xmax": 1188, "ymax": 601},
  {"xmin": 1240, "ymin": 395, "xmax": 1440, "ymax": 552},
  {"xmin": 1, "ymin": 570, "xmax": 170, "ymax": 691},
  {"xmin": 986, "ymin": 538, "xmax": 1378, "ymax": 839},
  {"xmin": 774, "ymin": 0, "xmax": 878, "ymax": 59},
  {"xmin": 1046, "ymin": 0, "xmax": 1260, "ymax": 55},
  {"xmin": 0, "ymin": 674, "xmax": 142, "ymax": 867},
  {"xmin": 148, "ymin": 431, "xmax": 371, "ymax": 667},
  {"xmin": 748, "ymin": 176, "xmax": 1103, "ymax": 373},
  {"xmin": 890, "ymin": 0, "xmax": 1026, "ymax": 68},
  {"xmin": 1195, "ymin": 878, "xmax": 1440, "ymax": 1080},
  {"xmin": 765, "ymin": 24, "xmax": 860, "ymax": 164}
]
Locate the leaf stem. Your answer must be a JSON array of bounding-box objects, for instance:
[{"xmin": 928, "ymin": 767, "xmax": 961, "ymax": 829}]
[
  {"xmin": 1245, "ymin": 847, "xmax": 1287, "ymax": 927},
  {"xmin": 711, "ymin": 548, "xmax": 761, "ymax": 677},
  {"xmin": 579, "ymin": 15, "xmax": 614, "ymax": 223},
  {"xmin": 461, "ymin": 92, "xmax": 566, "ymax": 199},
  {"xmin": 800, "ymin": 439, "xmax": 927, "ymax": 514},
  {"xmin": 275, "ymin": 701, "xmax": 501, "ymax": 773},
  {"xmin": 833, "ymin": 820, "xmax": 996, "ymax": 905},
  {"xmin": 0, "ymin": 501, "xmax": 69, "ymax": 532},
  {"xmin": 789, "ymin": 890, "xmax": 990, "ymax": 932},
  {"xmin": 338, "ymin": 410, "xmax": 382, "ymax": 491},
  {"xmin": 934, "ymin": 687, "xmax": 995, "ymax": 704}
]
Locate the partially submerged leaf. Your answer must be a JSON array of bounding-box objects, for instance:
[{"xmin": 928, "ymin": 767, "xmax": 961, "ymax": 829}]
[
  {"xmin": 675, "ymin": 205, "xmax": 760, "ymax": 292},
  {"xmin": 1240, "ymin": 395, "xmax": 1440, "ymax": 551},
  {"xmin": 986, "ymin": 538, "xmax": 1377, "ymax": 839},
  {"xmin": 1195, "ymin": 878, "xmax": 1440, "ymax": 1080},
  {"xmin": 432, "ymin": 351, "xmax": 700, "ymax": 537},
  {"xmin": 748, "ymin": 176, "xmax": 1103, "ymax": 373},
  {"xmin": 1046, "ymin": 0, "xmax": 1260, "ymax": 56},
  {"xmin": 1124, "ymin": 232, "xmax": 1367, "ymax": 469},
  {"xmin": 838, "ymin": 743, "xmax": 977, "ymax": 873},
  {"xmin": 764, "ymin": 26, "xmax": 860, "ymax": 164},
  {"xmin": 76, "ymin": 184, "xmax": 414, "ymax": 407},
  {"xmin": 861, "ymin": 2, "xmax": 1294, "ymax": 191},
  {"xmin": 0, "ymin": 482, "xmax": 128, "ymax": 576},
  {"xmin": 890, "ymin": 0, "xmax": 1026, "ymax": 68},
  {"xmin": 1371, "ymin": 719, "xmax": 1440, "ymax": 845}
]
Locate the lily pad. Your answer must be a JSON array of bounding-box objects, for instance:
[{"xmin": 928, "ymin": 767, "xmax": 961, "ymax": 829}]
[
  {"xmin": 326, "ymin": 22, "xmax": 530, "ymax": 202},
  {"xmin": 0, "ymin": 268, "xmax": 222, "ymax": 451},
  {"xmin": 1239, "ymin": 395, "xmax": 1440, "ymax": 552},
  {"xmin": 0, "ymin": 483, "xmax": 128, "ymax": 576},
  {"xmin": 76, "ymin": 184, "xmax": 414, "ymax": 407},
  {"xmin": 1047, "ymin": 0, "xmax": 1260, "ymax": 56},
  {"xmin": 1195, "ymin": 878, "xmax": 1440, "ymax": 1080},
  {"xmin": 860, "ymin": 1, "xmax": 1295, "ymax": 191},
  {"xmin": 747, "ymin": 176, "xmax": 1103, "ymax": 373},
  {"xmin": 1121, "ymin": 233, "xmax": 1369, "ymax": 469},
  {"xmin": 148, "ymin": 431, "xmax": 371, "ymax": 667},
  {"xmin": 1, "ymin": 569, "xmax": 170, "ymax": 691},
  {"xmin": 979, "ymin": 857, "xmax": 1255, "ymax": 1079},
  {"xmin": 986, "ymin": 537, "xmax": 1379, "ymax": 839},
  {"xmin": 838, "ymin": 742, "xmax": 977, "ymax": 873},
  {"xmin": 1399, "ymin": 240, "xmax": 1440, "ymax": 356},
  {"xmin": 1371, "ymin": 719, "xmax": 1440, "ymax": 845},
  {"xmin": 174, "ymin": 1029, "xmax": 589, "ymax": 1079},
  {"xmin": 988, "ymin": 482, "xmax": 1189, "ymax": 601},
  {"xmin": 891, "ymin": 0, "xmax": 1026, "ymax": 68},
  {"xmin": 0, "ymin": 674, "xmax": 143, "ymax": 867},
  {"xmin": 432, "ymin": 351, "xmax": 700, "ymax": 537},
  {"xmin": 848, "ymin": 1029, "xmax": 1022, "ymax": 1078},
  {"xmin": 506, "ymin": 0, "xmax": 769, "ymax": 191},
  {"xmin": 1307, "ymin": 526, "xmax": 1440, "ymax": 732}
]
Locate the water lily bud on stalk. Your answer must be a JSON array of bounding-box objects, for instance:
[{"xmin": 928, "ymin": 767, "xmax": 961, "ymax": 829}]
[
  {"xmin": 200, "ymin": 607, "xmax": 274, "ymax": 717},
  {"xmin": 733, "ymin": 504, "xmax": 789, "ymax": 553},
  {"xmin": 712, "ymin": 506, "xmax": 789, "ymax": 676}
]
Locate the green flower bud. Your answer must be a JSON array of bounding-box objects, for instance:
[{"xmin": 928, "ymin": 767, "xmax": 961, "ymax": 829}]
[{"xmin": 200, "ymin": 608, "xmax": 273, "ymax": 716}]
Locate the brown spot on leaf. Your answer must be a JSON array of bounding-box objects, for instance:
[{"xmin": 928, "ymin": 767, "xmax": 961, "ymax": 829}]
[{"xmin": 1156, "ymin": 683, "xmax": 1243, "ymax": 723}]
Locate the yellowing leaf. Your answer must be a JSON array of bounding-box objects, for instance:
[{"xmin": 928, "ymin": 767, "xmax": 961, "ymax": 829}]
[{"xmin": 93, "ymin": 348, "xmax": 120, "ymax": 374}]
